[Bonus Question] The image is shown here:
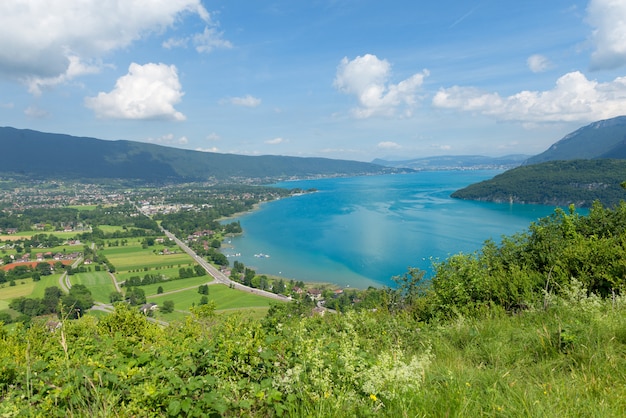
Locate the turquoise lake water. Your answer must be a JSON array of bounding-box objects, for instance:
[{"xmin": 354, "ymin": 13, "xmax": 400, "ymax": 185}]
[{"xmin": 223, "ymin": 171, "xmax": 559, "ymax": 288}]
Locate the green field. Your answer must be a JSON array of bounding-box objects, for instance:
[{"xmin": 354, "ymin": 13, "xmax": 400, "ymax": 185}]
[
  {"xmin": 149, "ymin": 283, "xmax": 277, "ymax": 312},
  {"xmin": 130, "ymin": 275, "xmax": 214, "ymax": 297},
  {"xmin": 97, "ymin": 225, "xmax": 126, "ymax": 233},
  {"xmin": 70, "ymin": 271, "xmax": 117, "ymax": 303},
  {"xmin": 115, "ymin": 265, "xmax": 197, "ymax": 284},
  {"xmin": 102, "ymin": 242, "xmax": 194, "ymax": 271},
  {"xmin": 30, "ymin": 274, "xmax": 64, "ymax": 298},
  {"xmin": 68, "ymin": 205, "xmax": 98, "ymax": 211}
]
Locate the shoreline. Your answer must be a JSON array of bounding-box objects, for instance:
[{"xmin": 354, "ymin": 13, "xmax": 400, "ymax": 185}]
[{"xmin": 217, "ymin": 199, "xmax": 359, "ymax": 291}]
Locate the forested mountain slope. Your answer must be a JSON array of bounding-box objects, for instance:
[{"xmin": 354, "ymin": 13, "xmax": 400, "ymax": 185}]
[
  {"xmin": 451, "ymin": 159, "xmax": 626, "ymax": 207},
  {"xmin": 0, "ymin": 127, "xmax": 406, "ymax": 182}
]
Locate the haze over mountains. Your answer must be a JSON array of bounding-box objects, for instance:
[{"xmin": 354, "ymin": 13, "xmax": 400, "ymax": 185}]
[{"xmin": 0, "ymin": 127, "xmax": 408, "ymax": 182}]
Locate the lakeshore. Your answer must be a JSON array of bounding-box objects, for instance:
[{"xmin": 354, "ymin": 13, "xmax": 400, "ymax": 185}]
[{"xmin": 220, "ymin": 171, "xmax": 559, "ymax": 289}]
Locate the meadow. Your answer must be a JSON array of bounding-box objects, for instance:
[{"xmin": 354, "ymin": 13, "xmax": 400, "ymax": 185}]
[
  {"xmin": 70, "ymin": 271, "xmax": 117, "ymax": 303},
  {"xmin": 101, "ymin": 240, "xmax": 193, "ymax": 271},
  {"xmin": 148, "ymin": 283, "xmax": 275, "ymax": 321}
]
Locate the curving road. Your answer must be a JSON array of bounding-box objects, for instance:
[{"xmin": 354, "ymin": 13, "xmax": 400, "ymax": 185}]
[{"xmin": 162, "ymin": 229, "xmax": 290, "ymax": 303}]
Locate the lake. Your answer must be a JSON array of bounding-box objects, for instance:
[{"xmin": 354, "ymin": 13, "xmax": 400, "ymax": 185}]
[{"xmin": 222, "ymin": 171, "xmax": 558, "ymax": 288}]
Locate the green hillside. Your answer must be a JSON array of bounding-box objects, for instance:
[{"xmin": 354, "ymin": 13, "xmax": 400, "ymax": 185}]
[
  {"xmin": 451, "ymin": 159, "xmax": 626, "ymax": 207},
  {"xmin": 0, "ymin": 127, "xmax": 407, "ymax": 182}
]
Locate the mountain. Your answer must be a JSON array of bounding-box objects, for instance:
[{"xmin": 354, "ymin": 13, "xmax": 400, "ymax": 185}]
[
  {"xmin": 0, "ymin": 127, "xmax": 408, "ymax": 182},
  {"xmin": 524, "ymin": 116, "xmax": 626, "ymax": 164},
  {"xmin": 452, "ymin": 116, "xmax": 626, "ymax": 207},
  {"xmin": 373, "ymin": 154, "xmax": 529, "ymax": 171},
  {"xmin": 451, "ymin": 159, "xmax": 626, "ymax": 207}
]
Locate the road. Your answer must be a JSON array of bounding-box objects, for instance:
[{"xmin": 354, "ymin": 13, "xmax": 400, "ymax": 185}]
[{"xmin": 162, "ymin": 229, "xmax": 291, "ymax": 303}]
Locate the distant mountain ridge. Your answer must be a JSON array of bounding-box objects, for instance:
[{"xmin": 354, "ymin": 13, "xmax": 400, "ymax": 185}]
[
  {"xmin": 524, "ymin": 116, "xmax": 626, "ymax": 164},
  {"xmin": 373, "ymin": 154, "xmax": 529, "ymax": 170},
  {"xmin": 0, "ymin": 127, "xmax": 409, "ymax": 182}
]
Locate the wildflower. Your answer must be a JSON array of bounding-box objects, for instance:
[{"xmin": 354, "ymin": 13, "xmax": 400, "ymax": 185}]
[{"xmin": 370, "ymin": 394, "xmax": 377, "ymax": 402}]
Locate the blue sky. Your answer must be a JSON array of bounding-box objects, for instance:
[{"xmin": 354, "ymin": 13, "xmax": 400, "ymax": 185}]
[{"xmin": 1, "ymin": 0, "xmax": 626, "ymax": 161}]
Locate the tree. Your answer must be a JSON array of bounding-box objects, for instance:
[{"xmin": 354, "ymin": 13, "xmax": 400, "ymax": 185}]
[
  {"xmin": 157, "ymin": 286, "xmax": 164, "ymax": 294},
  {"xmin": 161, "ymin": 300, "xmax": 175, "ymax": 313},
  {"xmin": 61, "ymin": 284, "xmax": 94, "ymax": 319},
  {"xmin": 198, "ymin": 284, "xmax": 209, "ymax": 295},
  {"xmin": 109, "ymin": 291, "xmax": 124, "ymax": 303},
  {"xmin": 126, "ymin": 287, "xmax": 146, "ymax": 306},
  {"xmin": 199, "ymin": 295, "xmax": 209, "ymax": 305},
  {"xmin": 42, "ymin": 286, "xmax": 62, "ymax": 313}
]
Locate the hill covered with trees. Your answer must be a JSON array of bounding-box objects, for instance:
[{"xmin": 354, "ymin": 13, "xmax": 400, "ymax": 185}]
[
  {"xmin": 1, "ymin": 202, "xmax": 625, "ymax": 416},
  {"xmin": 451, "ymin": 159, "xmax": 626, "ymax": 207},
  {"xmin": 452, "ymin": 116, "xmax": 626, "ymax": 206},
  {"xmin": 0, "ymin": 127, "xmax": 408, "ymax": 183}
]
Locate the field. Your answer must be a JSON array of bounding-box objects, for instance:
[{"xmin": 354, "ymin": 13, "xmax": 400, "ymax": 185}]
[
  {"xmin": 0, "ymin": 279, "xmax": 36, "ymax": 311},
  {"xmin": 149, "ymin": 283, "xmax": 277, "ymax": 320},
  {"xmin": 133, "ymin": 275, "xmax": 214, "ymax": 297},
  {"xmin": 1, "ymin": 229, "xmax": 284, "ymax": 324},
  {"xmin": 70, "ymin": 271, "xmax": 117, "ymax": 303},
  {"xmin": 97, "ymin": 225, "xmax": 126, "ymax": 233},
  {"xmin": 102, "ymin": 240, "xmax": 194, "ymax": 271}
]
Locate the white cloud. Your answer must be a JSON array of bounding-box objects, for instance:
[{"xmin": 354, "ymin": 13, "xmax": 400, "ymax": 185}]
[
  {"xmin": 377, "ymin": 141, "xmax": 402, "ymax": 150},
  {"xmin": 193, "ymin": 26, "xmax": 233, "ymax": 53},
  {"xmin": 85, "ymin": 63, "xmax": 185, "ymax": 121},
  {"xmin": 196, "ymin": 147, "xmax": 219, "ymax": 153},
  {"xmin": 146, "ymin": 133, "xmax": 188, "ymax": 145},
  {"xmin": 226, "ymin": 95, "xmax": 262, "ymax": 107},
  {"xmin": 163, "ymin": 26, "xmax": 232, "ymax": 53},
  {"xmin": 433, "ymin": 71, "xmax": 626, "ymax": 123},
  {"xmin": 587, "ymin": 0, "xmax": 626, "ymax": 70},
  {"xmin": 527, "ymin": 54, "xmax": 553, "ymax": 73},
  {"xmin": 0, "ymin": 0, "xmax": 211, "ymax": 91},
  {"xmin": 334, "ymin": 54, "xmax": 429, "ymax": 118},
  {"xmin": 1, "ymin": 102, "xmax": 14, "ymax": 109},
  {"xmin": 24, "ymin": 106, "xmax": 49, "ymax": 119},
  {"xmin": 206, "ymin": 132, "xmax": 221, "ymax": 141},
  {"xmin": 265, "ymin": 137, "xmax": 286, "ymax": 145}
]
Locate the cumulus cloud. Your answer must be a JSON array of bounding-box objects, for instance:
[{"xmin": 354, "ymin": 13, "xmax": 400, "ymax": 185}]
[
  {"xmin": 85, "ymin": 63, "xmax": 185, "ymax": 121},
  {"xmin": 146, "ymin": 133, "xmax": 189, "ymax": 145},
  {"xmin": 0, "ymin": 0, "xmax": 212, "ymax": 91},
  {"xmin": 225, "ymin": 95, "xmax": 262, "ymax": 107},
  {"xmin": 265, "ymin": 137, "xmax": 286, "ymax": 145},
  {"xmin": 377, "ymin": 141, "xmax": 402, "ymax": 150},
  {"xmin": 587, "ymin": 0, "xmax": 626, "ymax": 70},
  {"xmin": 433, "ymin": 71, "xmax": 626, "ymax": 123},
  {"xmin": 527, "ymin": 54, "xmax": 553, "ymax": 73},
  {"xmin": 334, "ymin": 54, "xmax": 429, "ymax": 118}
]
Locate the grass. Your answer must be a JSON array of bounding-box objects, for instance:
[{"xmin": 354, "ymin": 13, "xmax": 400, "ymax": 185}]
[
  {"xmin": 30, "ymin": 274, "xmax": 64, "ymax": 298},
  {"xmin": 70, "ymin": 271, "xmax": 117, "ymax": 303},
  {"xmin": 115, "ymin": 265, "xmax": 196, "ymax": 283},
  {"xmin": 132, "ymin": 274, "xmax": 214, "ymax": 297},
  {"xmin": 149, "ymin": 283, "xmax": 278, "ymax": 312},
  {"xmin": 97, "ymin": 225, "xmax": 126, "ymax": 233},
  {"xmin": 102, "ymin": 242, "xmax": 193, "ymax": 271}
]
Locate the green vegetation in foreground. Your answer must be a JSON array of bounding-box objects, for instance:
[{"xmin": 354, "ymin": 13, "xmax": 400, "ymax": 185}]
[{"xmin": 0, "ymin": 290, "xmax": 624, "ymax": 417}]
